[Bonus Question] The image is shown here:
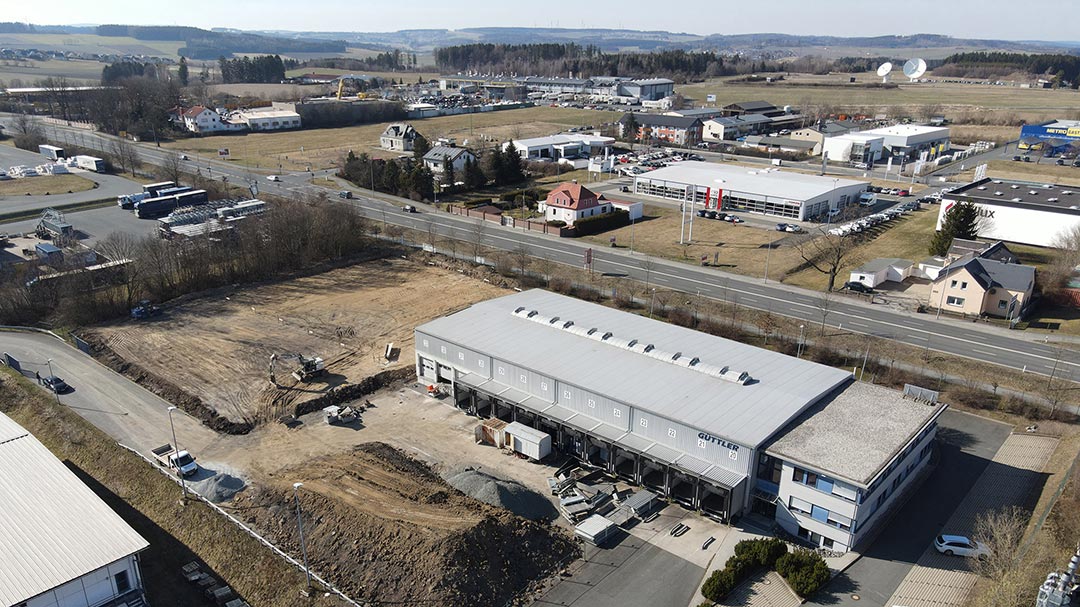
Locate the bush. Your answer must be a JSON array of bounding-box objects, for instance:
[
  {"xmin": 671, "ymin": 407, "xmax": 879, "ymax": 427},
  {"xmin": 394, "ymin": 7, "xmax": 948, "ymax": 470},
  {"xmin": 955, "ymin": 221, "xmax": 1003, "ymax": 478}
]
[
  {"xmin": 945, "ymin": 384, "xmax": 1001, "ymax": 411},
  {"xmin": 734, "ymin": 538, "xmax": 789, "ymax": 569},
  {"xmin": 701, "ymin": 568, "xmax": 737, "ymax": 601},
  {"xmin": 571, "ymin": 209, "xmax": 629, "ymax": 236},
  {"xmin": 776, "ymin": 549, "xmax": 830, "ymax": 597},
  {"xmin": 546, "ymin": 220, "xmax": 567, "ymax": 227}
]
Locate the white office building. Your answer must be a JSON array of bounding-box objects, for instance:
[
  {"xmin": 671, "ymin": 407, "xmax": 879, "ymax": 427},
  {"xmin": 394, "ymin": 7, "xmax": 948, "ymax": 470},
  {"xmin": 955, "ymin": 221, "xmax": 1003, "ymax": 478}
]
[
  {"xmin": 937, "ymin": 178, "xmax": 1080, "ymax": 248},
  {"xmin": 858, "ymin": 124, "xmax": 950, "ymax": 161},
  {"xmin": 822, "ymin": 133, "xmax": 885, "ymax": 164},
  {"xmin": 415, "ymin": 290, "xmax": 944, "ymax": 551},
  {"xmin": 0, "ymin": 412, "xmax": 150, "ymax": 607},
  {"xmin": 632, "ymin": 163, "xmax": 868, "ymax": 221}
]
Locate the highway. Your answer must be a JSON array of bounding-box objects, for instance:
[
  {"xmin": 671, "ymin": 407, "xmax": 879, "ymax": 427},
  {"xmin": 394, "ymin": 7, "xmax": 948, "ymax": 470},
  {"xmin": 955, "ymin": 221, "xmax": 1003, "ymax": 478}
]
[{"xmin": 18, "ymin": 117, "xmax": 1080, "ymax": 381}]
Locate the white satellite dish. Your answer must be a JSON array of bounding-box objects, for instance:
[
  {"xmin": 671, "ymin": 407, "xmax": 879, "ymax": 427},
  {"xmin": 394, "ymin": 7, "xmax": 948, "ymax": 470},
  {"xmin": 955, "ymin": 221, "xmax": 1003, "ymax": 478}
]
[
  {"xmin": 877, "ymin": 62, "xmax": 893, "ymax": 83},
  {"xmin": 903, "ymin": 58, "xmax": 927, "ymax": 81}
]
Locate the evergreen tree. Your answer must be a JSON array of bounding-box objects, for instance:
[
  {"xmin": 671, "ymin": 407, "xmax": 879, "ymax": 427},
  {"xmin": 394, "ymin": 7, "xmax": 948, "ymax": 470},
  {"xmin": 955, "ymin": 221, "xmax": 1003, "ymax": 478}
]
[
  {"xmin": 411, "ymin": 165, "xmax": 435, "ymax": 200},
  {"xmin": 464, "ymin": 156, "xmax": 487, "ymax": 190},
  {"xmin": 442, "ymin": 154, "xmax": 455, "ymax": 186},
  {"xmin": 486, "ymin": 144, "xmax": 506, "ymax": 185},
  {"xmin": 413, "ymin": 133, "xmax": 431, "ymax": 161},
  {"xmin": 381, "ymin": 159, "xmax": 400, "ymax": 194},
  {"xmin": 178, "ymin": 56, "xmax": 189, "ymax": 86},
  {"xmin": 503, "ymin": 143, "xmax": 525, "ymax": 184},
  {"xmin": 622, "ymin": 112, "xmax": 640, "ymax": 143},
  {"xmin": 929, "ymin": 201, "xmax": 980, "ymax": 256}
]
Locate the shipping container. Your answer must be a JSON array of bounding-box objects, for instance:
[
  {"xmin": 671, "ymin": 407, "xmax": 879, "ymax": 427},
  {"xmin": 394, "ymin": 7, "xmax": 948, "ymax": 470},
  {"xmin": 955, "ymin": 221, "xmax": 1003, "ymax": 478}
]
[
  {"xmin": 75, "ymin": 155, "xmax": 105, "ymax": 172},
  {"xmin": 503, "ymin": 421, "xmax": 551, "ymax": 460},
  {"xmin": 39, "ymin": 144, "xmax": 65, "ymax": 161}
]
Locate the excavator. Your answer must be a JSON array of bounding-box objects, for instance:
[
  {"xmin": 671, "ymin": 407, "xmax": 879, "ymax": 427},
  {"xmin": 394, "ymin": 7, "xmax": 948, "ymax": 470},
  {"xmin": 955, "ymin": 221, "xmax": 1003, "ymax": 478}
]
[
  {"xmin": 336, "ymin": 75, "xmax": 378, "ymax": 100},
  {"xmin": 269, "ymin": 352, "xmax": 326, "ymax": 384}
]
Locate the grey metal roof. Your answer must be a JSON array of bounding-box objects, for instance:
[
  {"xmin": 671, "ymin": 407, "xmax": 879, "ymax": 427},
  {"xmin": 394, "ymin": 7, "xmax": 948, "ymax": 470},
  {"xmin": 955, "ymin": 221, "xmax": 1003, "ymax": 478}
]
[
  {"xmin": 702, "ymin": 463, "xmax": 748, "ymax": 487},
  {"xmin": 949, "ymin": 178, "xmax": 1080, "ymax": 212},
  {"xmin": 726, "ymin": 100, "xmax": 776, "ymax": 112},
  {"xmin": 939, "ymin": 256, "xmax": 1035, "ymax": 293},
  {"xmin": 623, "ymin": 113, "xmax": 702, "ymax": 129},
  {"xmin": 853, "ymin": 258, "xmax": 913, "ymax": 273},
  {"xmin": 423, "ymin": 145, "xmax": 473, "ymax": 162},
  {"xmin": 766, "ymin": 382, "xmax": 946, "ymax": 487},
  {"xmin": 418, "ymin": 290, "xmax": 851, "ymax": 448},
  {"xmin": 0, "ymin": 413, "xmax": 149, "ymax": 606}
]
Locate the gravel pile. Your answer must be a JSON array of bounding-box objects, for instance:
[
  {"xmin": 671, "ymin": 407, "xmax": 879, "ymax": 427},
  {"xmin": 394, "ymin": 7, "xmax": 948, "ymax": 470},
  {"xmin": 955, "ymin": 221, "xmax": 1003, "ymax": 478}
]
[
  {"xmin": 190, "ymin": 467, "xmax": 247, "ymax": 503},
  {"xmin": 444, "ymin": 466, "xmax": 557, "ymax": 521}
]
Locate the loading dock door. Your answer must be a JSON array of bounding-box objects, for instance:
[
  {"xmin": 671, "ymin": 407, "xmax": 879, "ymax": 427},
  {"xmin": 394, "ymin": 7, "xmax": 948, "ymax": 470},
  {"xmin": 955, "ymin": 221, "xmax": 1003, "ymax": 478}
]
[{"xmin": 420, "ymin": 357, "xmax": 437, "ymax": 381}]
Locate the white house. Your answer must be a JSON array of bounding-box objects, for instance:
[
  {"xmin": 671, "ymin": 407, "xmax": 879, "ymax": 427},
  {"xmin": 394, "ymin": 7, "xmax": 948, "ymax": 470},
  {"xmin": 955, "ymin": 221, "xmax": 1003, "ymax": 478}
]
[
  {"xmin": 0, "ymin": 412, "xmax": 150, "ymax": 607},
  {"xmin": 849, "ymin": 258, "xmax": 914, "ymax": 288},
  {"xmin": 538, "ymin": 182, "xmax": 613, "ymax": 226},
  {"xmin": 422, "ymin": 145, "xmax": 476, "ymax": 176},
  {"xmin": 179, "ymin": 106, "xmax": 233, "ymax": 134},
  {"xmin": 235, "ymin": 107, "xmax": 302, "ymax": 131},
  {"xmin": 381, "ymin": 123, "xmax": 419, "ymax": 152}
]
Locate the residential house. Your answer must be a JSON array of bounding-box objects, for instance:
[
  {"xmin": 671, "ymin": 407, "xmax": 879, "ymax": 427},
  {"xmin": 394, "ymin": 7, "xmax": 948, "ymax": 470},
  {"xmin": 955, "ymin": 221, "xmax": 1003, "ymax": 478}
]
[
  {"xmin": 928, "ymin": 255, "xmax": 1035, "ymax": 319},
  {"xmin": 0, "ymin": 411, "xmax": 150, "ymax": 607},
  {"xmin": 381, "ymin": 123, "xmax": 419, "ymax": 152},
  {"xmin": 539, "ymin": 182, "xmax": 613, "ymax": 226},
  {"xmin": 790, "ymin": 120, "xmax": 861, "ymax": 155},
  {"xmin": 849, "ymin": 258, "xmax": 914, "ymax": 288},
  {"xmin": 178, "ymin": 106, "xmax": 232, "ymax": 134},
  {"xmin": 619, "ymin": 114, "xmax": 703, "ymax": 147},
  {"xmin": 422, "ymin": 145, "xmax": 476, "ymax": 177},
  {"xmin": 702, "ymin": 114, "xmax": 772, "ymax": 141}
]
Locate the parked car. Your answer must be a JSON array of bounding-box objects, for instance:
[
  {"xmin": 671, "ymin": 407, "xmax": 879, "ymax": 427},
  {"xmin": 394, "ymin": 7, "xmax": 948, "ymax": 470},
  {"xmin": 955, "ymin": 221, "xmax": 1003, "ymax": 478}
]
[
  {"xmin": 1073, "ymin": 160, "xmax": 1080, "ymax": 168},
  {"xmin": 844, "ymin": 281, "xmax": 874, "ymax": 294},
  {"xmin": 620, "ymin": 185, "xmax": 631, "ymax": 192},
  {"xmin": 785, "ymin": 224, "xmax": 803, "ymax": 233},
  {"xmin": 1023, "ymin": 156, "xmax": 1032, "ymax": 163},
  {"xmin": 267, "ymin": 175, "xmax": 282, "ymax": 182},
  {"xmin": 728, "ymin": 215, "xmax": 744, "ymax": 223},
  {"xmin": 403, "ymin": 205, "xmax": 417, "ymax": 213},
  {"xmin": 338, "ymin": 190, "xmax": 353, "ymax": 199},
  {"xmin": 934, "ymin": 534, "xmax": 989, "ymax": 559},
  {"xmin": 706, "ymin": 210, "xmax": 718, "ymax": 219},
  {"xmin": 1057, "ymin": 159, "xmax": 1066, "ymax": 166},
  {"xmin": 1012, "ymin": 155, "xmax": 1022, "ymax": 161},
  {"xmin": 714, "ymin": 212, "xmax": 728, "ymax": 221},
  {"xmin": 853, "ymin": 162, "xmax": 869, "ymax": 169},
  {"xmin": 42, "ymin": 375, "xmax": 69, "ymax": 394},
  {"xmin": 776, "ymin": 223, "xmax": 789, "ymax": 231},
  {"xmin": 897, "ymin": 189, "xmax": 910, "ymax": 197}
]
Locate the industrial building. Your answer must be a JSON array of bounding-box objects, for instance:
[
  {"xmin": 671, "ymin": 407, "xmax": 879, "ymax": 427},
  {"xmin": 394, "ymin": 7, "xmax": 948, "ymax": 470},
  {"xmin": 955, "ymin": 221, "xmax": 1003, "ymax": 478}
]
[
  {"xmin": 0, "ymin": 412, "xmax": 150, "ymax": 607},
  {"xmin": 439, "ymin": 75, "xmax": 675, "ymax": 103},
  {"xmin": 503, "ymin": 133, "xmax": 616, "ymax": 164},
  {"xmin": 630, "ymin": 163, "xmax": 868, "ymax": 221},
  {"xmin": 857, "ymin": 124, "xmax": 950, "ymax": 161},
  {"xmin": 1018, "ymin": 119, "xmax": 1080, "ymax": 154},
  {"xmin": 822, "ymin": 133, "xmax": 885, "ymax": 164},
  {"xmin": 937, "ymin": 177, "xmax": 1080, "ymax": 248},
  {"xmin": 415, "ymin": 290, "xmax": 944, "ymax": 552}
]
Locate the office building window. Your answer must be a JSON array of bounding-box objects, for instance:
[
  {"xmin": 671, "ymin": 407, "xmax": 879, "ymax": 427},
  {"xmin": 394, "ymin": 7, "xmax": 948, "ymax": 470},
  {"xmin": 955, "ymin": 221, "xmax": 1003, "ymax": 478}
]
[{"xmin": 947, "ymin": 296, "xmax": 965, "ymax": 306}]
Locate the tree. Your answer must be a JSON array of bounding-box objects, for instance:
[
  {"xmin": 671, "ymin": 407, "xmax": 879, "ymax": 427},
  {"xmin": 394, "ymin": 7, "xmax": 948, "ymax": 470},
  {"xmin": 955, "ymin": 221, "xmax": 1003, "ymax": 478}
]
[
  {"xmin": 794, "ymin": 223, "xmax": 862, "ymax": 292},
  {"xmin": 622, "ymin": 112, "xmax": 640, "ymax": 143},
  {"xmin": 10, "ymin": 112, "xmax": 44, "ymax": 151},
  {"xmin": 486, "ymin": 144, "xmax": 506, "ymax": 185},
  {"xmin": 178, "ymin": 56, "xmax": 189, "ymax": 86},
  {"xmin": 442, "ymin": 154, "xmax": 455, "ymax": 186},
  {"xmin": 161, "ymin": 151, "xmax": 184, "ymax": 185},
  {"xmin": 464, "ymin": 156, "xmax": 487, "ymax": 190},
  {"xmin": 816, "ymin": 290, "xmax": 833, "ymax": 336},
  {"xmin": 929, "ymin": 201, "xmax": 980, "ymax": 256},
  {"xmin": 412, "ymin": 133, "xmax": 431, "ymax": 161},
  {"xmin": 503, "ymin": 142, "xmax": 525, "ymax": 185}
]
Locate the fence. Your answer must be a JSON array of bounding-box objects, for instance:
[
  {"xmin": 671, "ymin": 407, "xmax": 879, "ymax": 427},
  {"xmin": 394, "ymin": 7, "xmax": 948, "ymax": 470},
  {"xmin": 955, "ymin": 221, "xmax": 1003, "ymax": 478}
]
[
  {"xmin": 117, "ymin": 443, "xmax": 366, "ymax": 607},
  {"xmin": 446, "ymin": 205, "xmax": 573, "ymax": 236}
]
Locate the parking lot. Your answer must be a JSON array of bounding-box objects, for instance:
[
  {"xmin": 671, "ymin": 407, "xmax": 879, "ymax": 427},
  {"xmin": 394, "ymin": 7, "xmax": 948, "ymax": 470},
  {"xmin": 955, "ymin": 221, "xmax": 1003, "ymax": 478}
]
[{"xmin": 0, "ymin": 203, "xmax": 157, "ymax": 244}]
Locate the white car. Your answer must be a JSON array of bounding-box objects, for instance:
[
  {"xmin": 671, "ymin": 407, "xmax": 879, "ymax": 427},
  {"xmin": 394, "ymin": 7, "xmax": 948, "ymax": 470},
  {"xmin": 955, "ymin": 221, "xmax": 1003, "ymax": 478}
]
[
  {"xmin": 784, "ymin": 224, "xmax": 803, "ymax": 233},
  {"xmin": 267, "ymin": 175, "xmax": 282, "ymax": 182},
  {"xmin": 934, "ymin": 534, "xmax": 989, "ymax": 559}
]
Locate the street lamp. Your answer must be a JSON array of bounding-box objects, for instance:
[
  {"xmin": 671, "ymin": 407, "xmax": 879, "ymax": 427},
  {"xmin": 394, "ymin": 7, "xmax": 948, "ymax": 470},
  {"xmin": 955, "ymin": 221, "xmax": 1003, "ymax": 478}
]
[
  {"xmin": 167, "ymin": 407, "xmax": 189, "ymax": 500},
  {"xmin": 46, "ymin": 358, "xmax": 59, "ymax": 404},
  {"xmin": 292, "ymin": 482, "xmax": 313, "ymax": 592},
  {"xmin": 797, "ymin": 324, "xmax": 806, "ymax": 358}
]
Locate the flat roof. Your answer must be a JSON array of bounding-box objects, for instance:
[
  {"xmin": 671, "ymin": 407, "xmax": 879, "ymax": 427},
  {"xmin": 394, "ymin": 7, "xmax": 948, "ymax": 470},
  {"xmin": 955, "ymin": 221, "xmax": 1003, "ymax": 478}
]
[
  {"xmin": 511, "ymin": 133, "xmax": 615, "ymax": 148},
  {"xmin": 0, "ymin": 413, "xmax": 149, "ymax": 606},
  {"xmin": 767, "ymin": 382, "xmax": 946, "ymax": 487},
  {"xmin": 860, "ymin": 124, "xmax": 949, "ymax": 138},
  {"xmin": 636, "ymin": 163, "xmax": 867, "ymax": 202},
  {"xmin": 417, "ymin": 290, "xmax": 851, "ymax": 448},
  {"xmin": 949, "ymin": 177, "xmax": 1080, "ymax": 211},
  {"xmin": 853, "ymin": 258, "xmax": 912, "ymax": 273},
  {"xmin": 239, "ymin": 109, "xmax": 300, "ymax": 119}
]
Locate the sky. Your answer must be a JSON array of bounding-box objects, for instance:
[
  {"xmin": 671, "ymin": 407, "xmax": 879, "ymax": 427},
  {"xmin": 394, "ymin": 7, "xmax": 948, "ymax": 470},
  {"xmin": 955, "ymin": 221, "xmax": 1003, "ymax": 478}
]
[{"xmin": 7, "ymin": 0, "xmax": 1079, "ymax": 42}]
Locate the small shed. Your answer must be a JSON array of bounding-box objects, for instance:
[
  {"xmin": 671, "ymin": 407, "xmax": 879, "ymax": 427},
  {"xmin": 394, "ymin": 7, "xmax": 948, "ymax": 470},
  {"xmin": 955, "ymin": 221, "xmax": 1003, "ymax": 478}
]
[
  {"xmin": 849, "ymin": 257, "xmax": 913, "ymax": 288},
  {"xmin": 575, "ymin": 514, "xmax": 617, "ymax": 546},
  {"xmin": 479, "ymin": 418, "xmax": 508, "ymax": 447},
  {"xmin": 611, "ymin": 200, "xmax": 643, "ymax": 221},
  {"xmin": 620, "ymin": 489, "xmax": 659, "ymax": 517},
  {"xmin": 503, "ymin": 421, "xmax": 552, "ymax": 461}
]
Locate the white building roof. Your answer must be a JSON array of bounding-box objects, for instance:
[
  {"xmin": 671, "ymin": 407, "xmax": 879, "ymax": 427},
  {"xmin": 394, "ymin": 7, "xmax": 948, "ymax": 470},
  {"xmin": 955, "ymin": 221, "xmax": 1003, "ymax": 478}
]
[
  {"xmin": 638, "ymin": 163, "xmax": 867, "ymax": 202},
  {"xmin": 417, "ymin": 290, "xmax": 852, "ymax": 448},
  {"xmin": 0, "ymin": 413, "xmax": 149, "ymax": 606},
  {"xmin": 859, "ymin": 124, "xmax": 949, "ymax": 139},
  {"xmin": 829, "ymin": 133, "xmax": 884, "ymax": 143},
  {"xmin": 510, "ymin": 133, "xmax": 615, "ymax": 149},
  {"xmin": 238, "ymin": 108, "xmax": 300, "ymax": 119}
]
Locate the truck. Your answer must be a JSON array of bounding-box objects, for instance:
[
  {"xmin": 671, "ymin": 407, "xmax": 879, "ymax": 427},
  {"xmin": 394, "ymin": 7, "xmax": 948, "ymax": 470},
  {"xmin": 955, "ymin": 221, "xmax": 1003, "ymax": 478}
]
[
  {"xmin": 39, "ymin": 144, "xmax": 65, "ymax": 161},
  {"xmin": 117, "ymin": 192, "xmax": 149, "ymax": 209},
  {"xmin": 74, "ymin": 155, "xmax": 105, "ymax": 172},
  {"xmin": 135, "ymin": 189, "xmax": 208, "ymax": 219},
  {"xmin": 151, "ymin": 444, "xmax": 198, "ymax": 477},
  {"xmin": 155, "ymin": 185, "xmax": 193, "ymax": 199},
  {"xmin": 143, "ymin": 181, "xmax": 175, "ymax": 197}
]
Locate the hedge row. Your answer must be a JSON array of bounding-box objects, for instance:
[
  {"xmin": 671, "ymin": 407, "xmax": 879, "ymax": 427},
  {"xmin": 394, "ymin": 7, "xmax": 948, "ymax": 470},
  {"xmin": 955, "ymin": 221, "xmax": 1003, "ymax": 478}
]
[
  {"xmin": 572, "ymin": 208, "xmax": 630, "ymax": 236},
  {"xmin": 701, "ymin": 540, "xmax": 830, "ymax": 601},
  {"xmin": 498, "ymin": 187, "xmax": 549, "ymax": 202}
]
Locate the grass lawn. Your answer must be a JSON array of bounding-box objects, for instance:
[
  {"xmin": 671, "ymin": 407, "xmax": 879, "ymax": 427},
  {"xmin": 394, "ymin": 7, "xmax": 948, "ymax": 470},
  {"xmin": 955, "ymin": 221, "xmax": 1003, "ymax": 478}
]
[
  {"xmin": 965, "ymin": 160, "xmax": 1080, "ymax": 187},
  {"xmin": 162, "ymin": 106, "xmax": 620, "ymax": 172},
  {"xmin": 0, "ymin": 33, "xmax": 182, "ymax": 58},
  {"xmin": 0, "ymin": 173, "xmax": 95, "ymax": 196}
]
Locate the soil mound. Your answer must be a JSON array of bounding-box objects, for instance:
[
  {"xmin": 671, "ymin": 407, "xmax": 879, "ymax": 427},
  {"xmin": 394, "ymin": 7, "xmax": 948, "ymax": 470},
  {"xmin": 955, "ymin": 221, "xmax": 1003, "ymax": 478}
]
[
  {"xmin": 238, "ymin": 442, "xmax": 578, "ymax": 607},
  {"xmin": 444, "ymin": 465, "xmax": 558, "ymax": 521}
]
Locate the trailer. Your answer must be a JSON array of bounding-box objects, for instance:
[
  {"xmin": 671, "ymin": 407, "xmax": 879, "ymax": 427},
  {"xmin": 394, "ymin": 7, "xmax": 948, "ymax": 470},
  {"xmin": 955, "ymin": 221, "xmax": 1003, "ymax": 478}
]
[
  {"xmin": 135, "ymin": 189, "xmax": 208, "ymax": 219},
  {"xmin": 155, "ymin": 185, "xmax": 193, "ymax": 198},
  {"xmin": 39, "ymin": 144, "xmax": 65, "ymax": 161},
  {"xmin": 143, "ymin": 181, "xmax": 175, "ymax": 197},
  {"xmin": 117, "ymin": 192, "xmax": 149, "ymax": 209},
  {"xmin": 74, "ymin": 155, "xmax": 105, "ymax": 172},
  {"xmin": 503, "ymin": 422, "xmax": 552, "ymax": 461}
]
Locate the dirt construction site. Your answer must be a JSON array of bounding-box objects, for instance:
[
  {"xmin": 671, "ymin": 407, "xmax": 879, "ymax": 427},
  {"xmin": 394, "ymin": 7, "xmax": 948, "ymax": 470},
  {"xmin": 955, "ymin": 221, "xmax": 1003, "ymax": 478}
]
[{"xmin": 87, "ymin": 257, "xmax": 508, "ymax": 427}]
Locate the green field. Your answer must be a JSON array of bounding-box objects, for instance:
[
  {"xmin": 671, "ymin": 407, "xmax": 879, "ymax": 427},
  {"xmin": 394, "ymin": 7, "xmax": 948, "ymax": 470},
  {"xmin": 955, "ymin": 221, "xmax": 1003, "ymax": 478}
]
[
  {"xmin": 0, "ymin": 33, "xmax": 183, "ymax": 57},
  {"xmin": 677, "ymin": 73, "xmax": 1080, "ymax": 122}
]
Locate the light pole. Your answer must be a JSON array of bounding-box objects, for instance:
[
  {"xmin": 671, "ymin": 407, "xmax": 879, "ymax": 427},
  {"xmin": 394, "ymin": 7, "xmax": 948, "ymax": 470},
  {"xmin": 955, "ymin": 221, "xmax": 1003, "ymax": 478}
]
[
  {"xmin": 764, "ymin": 238, "xmax": 775, "ymax": 283},
  {"xmin": 629, "ymin": 215, "xmax": 636, "ymax": 255},
  {"xmin": 167, "ymin": 407, "xmax": 189, "ymax": 500},
  {"xmin": 46, "ymin": 358, "xmax": 59, "ymax": 404},
  {"xmin": 797, "ymin": 324, "xmax": 806, "ymax": 358},
  {"xmin": 649, "ymin": 288, "xmax": 657, "ymax": 318},
  {"xmin": 292, "ymin": 482, "xmax": 313, "ymax": 592}
]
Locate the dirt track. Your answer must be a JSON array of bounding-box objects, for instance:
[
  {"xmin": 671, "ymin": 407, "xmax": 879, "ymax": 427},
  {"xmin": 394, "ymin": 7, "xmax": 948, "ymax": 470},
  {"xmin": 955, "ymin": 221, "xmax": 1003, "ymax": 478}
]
[
  {"xmin": 238, "ymin": 443, "xmax": 579, "ymax": 607},
  {"xmin": 90, "ymin": 258, "xmax": 506, "ymax": 426}
]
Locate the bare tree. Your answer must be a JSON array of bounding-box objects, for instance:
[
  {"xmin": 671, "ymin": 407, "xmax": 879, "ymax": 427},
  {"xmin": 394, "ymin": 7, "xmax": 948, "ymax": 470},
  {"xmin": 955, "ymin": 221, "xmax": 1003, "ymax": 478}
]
[
  {"xmin": 817, "ymin": 290, "xmax": 834, "ymax": 336},
  {"xmin": 641, "ymin": 257, "xmax": 655, "ymax": 290},
  {"xmin": 95, "ymin": 232, "xmax": 144, "ymax": 310},
  {"xmin": 161, "ymin": 151, "xmax": 185, "ymax": 186},
  {"xmin": 969, "ymin": 506, "xmax": 1033, "ymax": 607},
  {"xmin": 110, "ymin": 137, "xmax": 141, "ymax": 176},
  {"xmin": 425, "ymin": 218, "xmax": 439, "ymax": 253},
  {"xmin": 10, "ymin": 112, "xmax": 44, "ymax": 150},
  {"xmin": 513, "ymin": 245, "xmax": 530, "ymax": 277},
  {"xmin": 471, "ymin": 220, "xmax": 487, "ymax": 260},
  {"xmin": 793, "ymin": 224, "xmax": 863, "ymax": 292}
]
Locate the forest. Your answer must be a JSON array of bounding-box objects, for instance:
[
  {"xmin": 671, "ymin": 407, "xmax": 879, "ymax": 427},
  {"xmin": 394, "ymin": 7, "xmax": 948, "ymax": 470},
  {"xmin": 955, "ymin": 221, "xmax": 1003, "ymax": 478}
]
[{"xmin": 935, "ymin": 52, "xmax": 1080, "ymax": 86}]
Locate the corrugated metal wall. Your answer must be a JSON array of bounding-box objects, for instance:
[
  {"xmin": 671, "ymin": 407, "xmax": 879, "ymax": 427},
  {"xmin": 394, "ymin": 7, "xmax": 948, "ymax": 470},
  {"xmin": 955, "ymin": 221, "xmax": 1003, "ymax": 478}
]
[
  {"xmin": 492, "ymin": 358, "xmax": 556, "ymax": 403},
  {"xmin": 558, "ymin": 382, "xmax": 630, "ymax": 432},
  {"xmin": 416, "ymin": 332, "xmax": 491, "ymax": 379},
  {"xmin": 634, "ymin": 409, "xmax": 750, "ymax": 475}
]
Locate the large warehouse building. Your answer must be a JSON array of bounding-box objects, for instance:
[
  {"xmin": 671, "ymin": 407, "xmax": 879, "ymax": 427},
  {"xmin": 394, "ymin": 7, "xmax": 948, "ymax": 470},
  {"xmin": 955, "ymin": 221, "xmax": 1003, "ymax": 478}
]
[
  {"xmin": 1018, "ymin": 119, "xmax": 1080, "ymax": 154},
  {"xmin": 631, "ymin": 163, "xmax": 868, "ymax": 221},
  {"xmin": 937, "ymin": 178, "xmax": 1080, "ymax": 248},
  {"xmin": 415, "ymin": 290, "xmax": 945, "ymax": 552},
  {"xmin": 858, "ymin": 124, "xmax": 950, "ymax": 161}
]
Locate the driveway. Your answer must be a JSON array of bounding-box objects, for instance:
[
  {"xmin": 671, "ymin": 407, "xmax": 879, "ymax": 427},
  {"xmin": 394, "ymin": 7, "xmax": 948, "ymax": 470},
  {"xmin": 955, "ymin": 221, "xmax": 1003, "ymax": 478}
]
[{"xmin": 806, "ymin": 410, "xmax": 1012, "ymax": 607}]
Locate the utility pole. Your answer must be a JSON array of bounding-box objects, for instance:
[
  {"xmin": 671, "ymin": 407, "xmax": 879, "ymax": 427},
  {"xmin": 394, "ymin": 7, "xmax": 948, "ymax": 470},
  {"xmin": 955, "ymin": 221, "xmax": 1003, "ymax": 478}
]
[
  {"xmin": 167, "ymin": 406, "xmax": 189, "ymax": 501},
  {"xmin": 292, "ymin": 482, "xmax": 313, "ymax": 594}
]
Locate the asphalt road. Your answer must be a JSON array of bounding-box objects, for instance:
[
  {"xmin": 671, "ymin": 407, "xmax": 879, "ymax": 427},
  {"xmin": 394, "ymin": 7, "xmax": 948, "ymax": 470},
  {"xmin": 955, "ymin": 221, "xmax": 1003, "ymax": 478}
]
[
  {"xmin": 0, "ymin": 141, "xmax": 144, "ymax": 215},
  {"xmin": 0, "ymin": 331, "xmax": 221, "ymax": 455},
  {"xmin": 808, "ymin": 409, "xmax": 1012, "ymax": 607},
  {"xmin": 24, "ymin": 118, "xmax": 1080, "ymax": 380}
]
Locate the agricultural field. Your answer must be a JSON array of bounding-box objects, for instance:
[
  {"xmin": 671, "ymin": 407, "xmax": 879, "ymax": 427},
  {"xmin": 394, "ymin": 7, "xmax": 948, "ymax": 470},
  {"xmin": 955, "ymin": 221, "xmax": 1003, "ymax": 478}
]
[
  {"xmin": 0, "ymin": 33, "xmax": 184, "ymax": 58},
  {"xmin": 0, "ymin": 173, "xmax": 95, "ymax": 196},
  {"xmin": 88, "ymin": 258, "xmax": 507, "ymax": 426},
  {"xmin": 284, "ymin": 67, "xmax": 442, "ymax": 82},
  {"xmin": 677, "ymin": 73, "xmax": 1080, "ymax": 124},
  {"xmin": 0, "ymin": 58, "xmax": 109, "ymax": 85},
  {"xmin": 162, "ymin": 106, "xmax": 620, "ymax": 171}
]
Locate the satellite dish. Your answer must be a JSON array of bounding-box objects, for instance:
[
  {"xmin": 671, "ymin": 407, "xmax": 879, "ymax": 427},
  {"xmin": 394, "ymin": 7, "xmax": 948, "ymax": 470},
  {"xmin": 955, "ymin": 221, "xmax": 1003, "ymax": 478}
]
[
  {"xmin": 903, "ymin": 58, "xmax": 927, "ymax": 81},
  {"xmin": 877, "ymin": 62, "xmax": 893, "ymax": 83}
]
